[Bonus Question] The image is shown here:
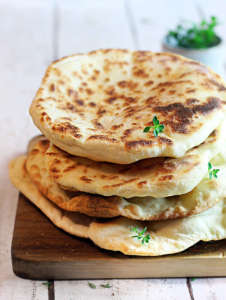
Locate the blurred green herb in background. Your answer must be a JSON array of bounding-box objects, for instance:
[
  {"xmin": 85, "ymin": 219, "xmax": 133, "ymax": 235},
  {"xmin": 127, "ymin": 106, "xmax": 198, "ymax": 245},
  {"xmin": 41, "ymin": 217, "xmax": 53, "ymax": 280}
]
[{"xmin": 166, "ymin": 16, "xmax": 220, "ymax": 49}]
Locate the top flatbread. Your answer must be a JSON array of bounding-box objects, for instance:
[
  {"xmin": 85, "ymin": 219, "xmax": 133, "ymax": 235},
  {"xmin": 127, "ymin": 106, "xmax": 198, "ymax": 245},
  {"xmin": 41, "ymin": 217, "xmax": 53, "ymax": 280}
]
[{"xmin": 30, "ymin": 49, "xmax": 226, "ymax": 164}]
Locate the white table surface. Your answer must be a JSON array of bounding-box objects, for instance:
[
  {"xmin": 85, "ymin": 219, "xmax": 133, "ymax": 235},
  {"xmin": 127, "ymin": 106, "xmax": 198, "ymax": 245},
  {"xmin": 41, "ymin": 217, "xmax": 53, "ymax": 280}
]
[{"xmin": 1, "ymin": 0, "xmax": 226, "ymax": 299}]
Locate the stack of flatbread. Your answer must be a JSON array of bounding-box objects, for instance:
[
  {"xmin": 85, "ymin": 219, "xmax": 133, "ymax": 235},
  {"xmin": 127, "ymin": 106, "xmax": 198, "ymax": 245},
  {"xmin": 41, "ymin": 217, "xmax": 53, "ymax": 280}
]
[{"xmin": 9, "ymin": 49, "xmax": 226, "ymax": 256}]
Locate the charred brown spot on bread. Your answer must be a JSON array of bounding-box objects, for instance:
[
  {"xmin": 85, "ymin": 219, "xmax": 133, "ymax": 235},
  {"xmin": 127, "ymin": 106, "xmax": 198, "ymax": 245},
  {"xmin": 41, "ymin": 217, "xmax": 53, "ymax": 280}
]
[
  {"xmin": 93, "ymin": 69, "xmax": 100, "ymax": 76},
  {"xmin": 154, "ymin": 97, "xmax": 221, "ymax": 134},
  {"xmin": 85, "ymin": 88, "xmax": 94, "ymax": 95},
  {"xmin": 105, "ymin": 97, "xmax": 117, "ymax": 104},
  {"xmin": 207, "ymin": 79, "xmax": 226, "ymax": 91},
  {"xmin": 137, "ymin": 181, "xmax": 147, "ymax": 188},
  {"xmin": 40, "ymin": 111, "xmax": 51, "ymax": 123},
  {"xmin": 144, "ymin": 80, "xmax": 154, "ymax": 87},
  {"xmin": 88, "ymin": 135, "xmax": 117, "ymax": 143},
  {"xmin": 68, "ymin": 90, "xmax": 80, "ymax": 102},
  {"xmin": 67, "ymin": 88, "xmax": 73, "ymax": 96},
  {"xmin": 152, "ymin": 80, "xmax": 192, "ymax": 91},
  {"xmin": 133, "ymin": 68, "xmax": 149, "ymax": 78},
  {"xmin": 49, "ymin": 83, "xmax": 55, "ymax": 92},
  {"xmin": 123, "ymin": 104, "xmax": 143, "ymax": 118},
  {"xmin": 193, "ymin": 97, "xmax": 221, "ymax": 114},
  {"xmin": 92, "ymin": 119, "xmax": 104, "ymax": 129},
  {"xmin": 53, "ymin": 158, "xmax": 61, "ymax": 164},
  {"xmin": 168, "ymin": 90, "xmax": 176, "ymax": 95},
  {"xmin": 38, "ymin": 139, "xmax": 50, "ymax": 152},
  {"xmin": 75, "ymin": 99, "xmax": 84, "ymax": 106},
  {"xmin": 81, "ymin": 82, "xmax": 88, "ymax": 87},
  {"xmin": 125, "ymin": 140, "xmax": 153, "ymax": 149},
  {"xmin": 145, "ymin": 96, "xmax": 157, "ymax": 105},
  {"xmin": 52, "ymin": 122, "xmax": 82, "ymax": 138},
  {"xmin": 63, "ymin": 102, "xmax": 77, "ymax": 112},
  {"xmin": 123, "ymin": 128, "xmax": 133, "ymax": 138},
  {"xmin": 63, "ymin": 165, "xmax": 76, "ymax": 172},
  {"xmin": 111, "ymin": 124, "xmax": 123, "ymax": 130},
  {"xmin": 105, "ymin": 86, "xmax": 116, "ymax": 96},
  {"xmin": 50, "ymin": 166, "xmax": 59, "ymax": 173},
  {"xmin": 97, "ymin": 107, "xmax": 106, "ymax": 116},
  {"xmin": 159, "ymin": 175, "xmax": 174, "ymax": 181},
  {"xmin": 80, "ymin": 176, "xmax": 92, "ymax": 183},
  {"xmin": 88, "ymin": 102, "xmax": 96, "ymax": 107},
  {"xmin": 186, "ymin": 88, "xmax": 196, "ymax": 93},
  {"xmin": 118, "ymin": 80, "xmax": 127, "ymax": 88},
  {"xmin": 103, "ymin": 178, "xmax": 138, "ymax": 189},
  {"xmin": 100, "ymin": 175, "xmax": 119, "ymax": 180},
  {"xmin": 117, "ymin": 80, "xmax": 139, "ymax": 90},
  {"xmin": 133, "ymin": 51, "xmax": 152, "ymax": 63}
]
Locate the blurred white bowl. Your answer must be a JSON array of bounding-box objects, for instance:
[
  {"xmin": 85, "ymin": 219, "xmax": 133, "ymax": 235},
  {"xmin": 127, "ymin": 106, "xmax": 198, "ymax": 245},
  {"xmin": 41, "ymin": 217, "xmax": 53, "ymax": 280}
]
[{"xmin": 162, "ymin": 37, "xmax": 225, "ymax": 76}]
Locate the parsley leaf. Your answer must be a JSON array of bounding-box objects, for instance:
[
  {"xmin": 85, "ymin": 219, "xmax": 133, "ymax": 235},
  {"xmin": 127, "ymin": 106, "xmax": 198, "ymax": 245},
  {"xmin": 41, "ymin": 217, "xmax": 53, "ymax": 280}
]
[
  {"xmin": 144, "ymin": 116, "xmax": 164, "ymax": 137},
  {"xmin": 131, "ymin": 226, "xmax": 151, "ymax": 245},
  {"xmin": 100, "ymin": 283, "xmax": 112, "ymax": 288},
  {"xmin": 88, "ymin": 282, "xmax": 96, "ymax": 289},
  {"xmin": 166, "ymin": 16, "xmax": 220, "ymax": 49},
  {"xmin": 191, "ymin": 277, "xmax": 196, "ymax": 281},
  {"xmin": 208, "ymin": 162, "xmax": 220, "ymax": 179}
]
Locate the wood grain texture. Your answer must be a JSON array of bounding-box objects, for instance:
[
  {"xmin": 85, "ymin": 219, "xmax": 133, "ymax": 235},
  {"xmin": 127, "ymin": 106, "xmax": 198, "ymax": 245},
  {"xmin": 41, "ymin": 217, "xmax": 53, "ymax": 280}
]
[{"xmin": 12, "ymin": 193, "xmax": 226, "ymax": 280}]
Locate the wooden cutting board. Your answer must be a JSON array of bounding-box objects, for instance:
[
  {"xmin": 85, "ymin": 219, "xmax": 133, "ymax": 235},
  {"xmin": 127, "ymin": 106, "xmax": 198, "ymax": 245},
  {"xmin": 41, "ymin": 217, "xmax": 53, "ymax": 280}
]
[{"xmin": 12, "ymin": 193, "xmax": 226, "ymax": 280}]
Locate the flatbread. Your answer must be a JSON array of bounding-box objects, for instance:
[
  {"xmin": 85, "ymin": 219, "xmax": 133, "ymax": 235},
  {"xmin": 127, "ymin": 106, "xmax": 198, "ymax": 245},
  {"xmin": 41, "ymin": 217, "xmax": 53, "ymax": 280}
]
[
  {"xmin": 26, "ymin": 138, "xmax": 120, "ymax": 218},
  {"xmin": 89, "ymin": 200, "xmax": 226, "ymax": 256},
  {"xmin": 29, "ymin": 49, "xmax": 226, "ymax": 164},
  {"xmin": 26, "ymin": 137, "xmax": 226, "ymax": 221},
  {"xmin": 46, "ymin": 121, "xmax": 226, "ymax": 198},
  {"xmin": 9, "ymin": 155, "xmax": 226, "ymax": 256},
  {"xmin": 9, "ymin": 155, "xmax": 91, "ymax": 238}
]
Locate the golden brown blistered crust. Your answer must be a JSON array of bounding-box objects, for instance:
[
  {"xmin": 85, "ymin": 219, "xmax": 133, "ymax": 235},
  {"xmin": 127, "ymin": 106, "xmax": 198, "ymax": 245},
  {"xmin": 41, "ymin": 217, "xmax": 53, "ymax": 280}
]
[
  {"xmin": 30, "ymin": 49, "xmax": 226, "ymax": 163},
  {"xmin": 25, "ymin": 136, "xmax": 226, "ymax": 221},
  {"xmin": 44, "ymin": 118, "xmax": 226, "ymax": 199},
  {"xmin": 26, "ymin": 138, "xmax": 121, "ymax": 218},
  {"xmin": 48, "ymin": 148, "xmax": 199, "ymax": 192}
]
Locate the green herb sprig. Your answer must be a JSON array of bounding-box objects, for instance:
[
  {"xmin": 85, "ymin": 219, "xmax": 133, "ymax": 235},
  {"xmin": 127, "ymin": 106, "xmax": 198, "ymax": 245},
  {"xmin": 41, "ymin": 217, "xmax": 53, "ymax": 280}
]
[
  {"xmin": 144, "ymin": 116, "xmax": 164, "ymax": 137},
  {"xmin": 208, "ymin": 162, "xmax": 220, "ymax": 179},
  {"xmin": 130, "ymin": 226, "xmax": 151, "ymax": 245},
  {"xmin": 88, "ymin": 282, "xmax": 96, "ymax": 289},
  {"xmin": 100, "ymin": 283, "xmax": 112, "ymax": 288},
  {"xmin": 166, "ymin": 16, "xmax": 220, "ymax": 49},
  {"xmin": 88, "ymin": 282, "xmax": 112, "ymax": 289}
]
